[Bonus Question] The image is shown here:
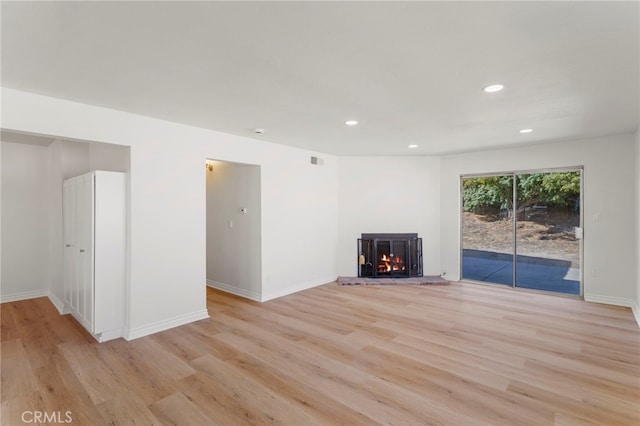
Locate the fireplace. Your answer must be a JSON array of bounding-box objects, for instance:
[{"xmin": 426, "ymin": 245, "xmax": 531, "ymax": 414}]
[{"xmin": 357, "ymin": 233, "xmax": 423, "ymax": 278}]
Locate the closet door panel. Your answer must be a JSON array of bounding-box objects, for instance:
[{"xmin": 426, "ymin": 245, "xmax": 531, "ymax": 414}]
[
  {"xmin": 63, "ymin": 180, "xmax": 77, "ymax": 307},
  {"xmin": 76, "ymin": 175, "xmax": 95, "ymax": 330},
  {"xmin": 72, "ymin": 179, "xmax": 82, "ymax": 313}
]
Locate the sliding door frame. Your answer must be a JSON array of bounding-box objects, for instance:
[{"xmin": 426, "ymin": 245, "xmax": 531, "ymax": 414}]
[{"xmin": 460, "ymin": 166, "xmax": 584, "ymax": 298}]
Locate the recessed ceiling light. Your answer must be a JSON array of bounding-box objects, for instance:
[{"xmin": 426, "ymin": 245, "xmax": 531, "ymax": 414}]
[
  {"xmin": 519, "ymin": 128, "xmax": 533, "ymax": 134},
  {"xmin": 408, "ymin": 144, "xmax": 418, "ymax": 149},
  {"xmin": 483, "ymin": 84, "xmax": 504, "ymax": 93},
  {"xmin": 345, "ymin": 120, "xmax": 358, "ymax": 126},
  {"xmin": 253, "ymin": 128, "xmax": 265, "ymax": 134}
]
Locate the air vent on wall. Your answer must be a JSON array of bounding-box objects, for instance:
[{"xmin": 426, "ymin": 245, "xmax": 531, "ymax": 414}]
[{"xmin": 310, "ymin": 156, "xmax": 324, "ymax": 166}]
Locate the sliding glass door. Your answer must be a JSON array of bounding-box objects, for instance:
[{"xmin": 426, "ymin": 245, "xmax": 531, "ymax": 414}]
[
  {"xmin": 461, "ymin": 169, "xmax": 582, "ymax": 296},
  {"xmin": 461, "ymin": 175, "xmax": 514, "ymax": 286}
]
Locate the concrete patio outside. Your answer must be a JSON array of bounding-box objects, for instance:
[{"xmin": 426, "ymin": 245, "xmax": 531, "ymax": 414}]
[{"xmin": 462, "ymin": 249, "xmax": 580, "ymax": 295}]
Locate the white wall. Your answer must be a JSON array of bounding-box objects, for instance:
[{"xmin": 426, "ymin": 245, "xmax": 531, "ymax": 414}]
[
  {"xmin": 206, "ymin": 161, "xmax": 262, "ymax": 300},
  {"xmin": 635, "ymin": 129, "xmax": 640, "ymax": 324},
  {"xmin": 337, "ymin": 156, "xmax": 441, "ymax": 277},
  {"xmin": 60, "ymin": 139, "xmax": 90, "ymax": 179},
  {"xmin": 0, "ymin": 141, "xmax": 4, "ymax": 303},
  {"xmin": 47, "ymin": 140, "xmax": 64, "ymax": 310},
  {"xmin": 261, "ymin": 152, "xmax": 339, "ymax": 300},
  {"xmin": 1, "ymin": 88, "xmax": 339, "ymax": 337},
  {"xmin": 89, "ymin": 141, "xmax": 130, "ymax": 172},
  {"xmin": 441, "ymin": 134, "xmax": 637, "ymax": 306},
  {"xmin": 1, "ymin": 141, "xmax": 51, "ymax": 301}
]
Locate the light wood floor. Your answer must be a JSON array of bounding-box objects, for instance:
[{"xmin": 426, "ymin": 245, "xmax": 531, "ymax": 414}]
[{"xmin": 2, "ymin": 282, "xmax": 639, "ymax": 425}]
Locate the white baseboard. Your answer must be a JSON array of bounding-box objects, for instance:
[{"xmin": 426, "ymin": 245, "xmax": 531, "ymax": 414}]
[
  {"xmin": 0, "ymin": 289, "xmax": 49, "ymax": 303},
  {"xmin": 124, "ymin": 309, "xmax": 210, "ymax": 341},
  {"xmin": 47, "ymin": 292, "xmax": 69, "ymax": 315},
  {"xmin": 442, "ymin": 272, "xmax": 460, "ymax": 281},
  {"xmin": 207, "ymin": 280, "xmax": 261, "ymax": 302},
  {"xmin": 584, "ymin": 294, "xmax": 634, "ymax": 307},
  {"xmin": 95, "ymin": 328, "xmax": 125, "ymax": 343},
  {"xmin": 584, "ymin": 294, "xmax": 640, "ymax": 327},
  {"xmin": 261, "ymin": 275, "xmax": 337, "ymax": 302},
  {"xmin": 632, "ymin": 301, "xmax": 640, "ymax": 328}
]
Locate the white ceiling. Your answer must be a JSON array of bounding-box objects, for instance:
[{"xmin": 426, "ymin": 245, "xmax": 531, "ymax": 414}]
[{"xmin": 2, "ymin": 1, "xmax": 638, "ymax": 156}]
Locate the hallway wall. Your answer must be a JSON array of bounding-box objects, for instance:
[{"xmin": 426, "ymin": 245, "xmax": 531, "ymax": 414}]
[{"xmin": 0, "ymin": 141, "xmax": 51, "ymax": 301}]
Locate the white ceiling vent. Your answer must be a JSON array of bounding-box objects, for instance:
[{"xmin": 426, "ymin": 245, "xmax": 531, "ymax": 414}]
[{"xmin": 310, "ymin": 156, "xmax": 324, "ymax": 166}]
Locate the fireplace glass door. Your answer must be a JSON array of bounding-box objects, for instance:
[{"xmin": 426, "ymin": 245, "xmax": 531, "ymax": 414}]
[
  {"xmin": 376, "ymin": 240, "xmax": 408, "ymax": 276},
  {"xmin": 358, "ymin": 233, "xmax": 422, "ymax": 278}
]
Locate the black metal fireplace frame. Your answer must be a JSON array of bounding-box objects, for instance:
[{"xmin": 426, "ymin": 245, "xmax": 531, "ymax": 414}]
[{"xmin": 357, "ymin": 233, "xmax": 423, "ymax": 278}]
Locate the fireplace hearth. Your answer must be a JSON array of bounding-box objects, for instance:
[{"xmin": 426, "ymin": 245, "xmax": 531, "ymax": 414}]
[{"xmin": 358, "ymin": 233, "xmax": 423, "ymax": 278}]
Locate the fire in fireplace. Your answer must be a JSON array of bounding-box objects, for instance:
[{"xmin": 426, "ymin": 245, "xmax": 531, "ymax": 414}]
[
  {"xmin": 358, "ymin": 233, "xmax": 423, "ymax": 278},
  {"xmin": 379, "ymin": 253, "xmax": 405, "ymax": 273}
]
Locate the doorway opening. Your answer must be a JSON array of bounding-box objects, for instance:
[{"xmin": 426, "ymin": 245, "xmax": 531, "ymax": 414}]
[
  {"xmin": 205, "ymin": 158, "xmax": 262, "ymax": 301},
  {"xmin": 461, "ymin": 168, "xmax": 582, "ymax": 296}
]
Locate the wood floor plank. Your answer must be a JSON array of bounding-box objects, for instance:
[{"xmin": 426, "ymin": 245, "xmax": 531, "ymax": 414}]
[
  {"xmin": 178, "ymin": 324, "xmax": 241, "ymax": 362},
  {"xmin": 507, "ymin": 379, "xmax": 639, "ymax": 425},
  {"xmin": 1, "ymin": 282, "xmax": 639, "ymax": 425},
  {"xmin": 212, "ymin": 330, "xmax": 478, "ymax": 425},
  {"xmin": 58, "ymin": 340, "xmax": 125, "ymax": 406},
  {"xmin": 351, "ymin": 344, "xmax": 554, "ymax": 425},
  {"xmin": 0, "ymin": 339, "xmax": 39, "ymax": 400},
  {"xmin": 148, "ymin": 326, "xmax": 210, "ymax": 363},
  {"xmin": 227, "ymin": 354, "xmax": 375, "ymax": 426},
  {"xmin": 191, "ymin": 354, "xmax": 319, "ymax": 425},
  {"xmin": 149, "ymin": 392, "xmax": 215, "ymax": 426},
  {"xmin": 92, "ymin": 338, "xmax": 177, "ymax": 405},
  {"xmin": 95, "ymin": 389, "xmax": 162, "ymax": 425},
  {"xmin": 388, "ymin": 335, "xmax": 514, "ymax": 392},
  {"xmin": 8, "ymin": 299, "xmax": 42, "ymax": 328},
  {"xmin": 522, "ymin": 358, "xmax": 639, "ymax": 403},
  {"xmin": 148, "ymin": 391, "xmax": 216, "ymax": 426},
  {"xmin": 33, "ymin": 349, "xmax": 106, "ymax": 425},
  {"xmin": 177, "ymin": 371, "xmax": 294, "ymax": 426},
  {"xmin": 0, "ymin": 391, "xmax": 46, "ymax": 425},
  {"xmin": 125, "ymin": 337, "xmax": 197, "ymax": 381},
  {"xmin": 0, "ymin": 302, "xmax": 18, "ymax": 342}
]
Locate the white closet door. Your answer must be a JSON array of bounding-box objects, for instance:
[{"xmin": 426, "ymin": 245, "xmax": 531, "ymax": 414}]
[
  {"xmin": 63, "ymin": 171, "xmax": 125, "ymax": 341},
  {"xmin": 76, "ymin": 174, "xmax": 95, "ymax": 331},
  {"xmin": 63, "ymin": 180, "xmax": 77, "ymax": 307}
]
